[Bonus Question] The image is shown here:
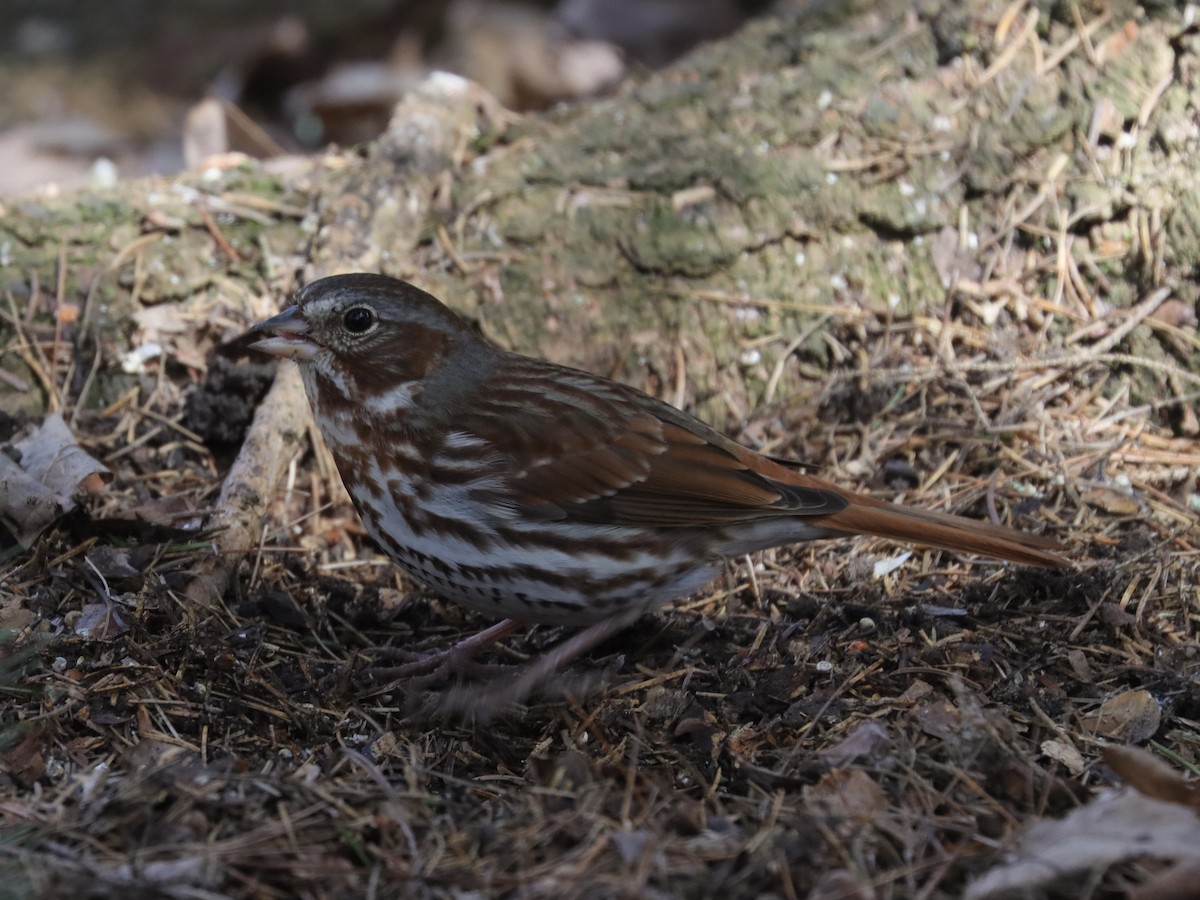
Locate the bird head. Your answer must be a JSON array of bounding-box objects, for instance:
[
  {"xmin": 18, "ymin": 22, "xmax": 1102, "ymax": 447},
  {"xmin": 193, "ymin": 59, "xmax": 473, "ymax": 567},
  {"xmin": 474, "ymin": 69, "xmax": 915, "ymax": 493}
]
[{"xmin": 247, "ymin": 274, "xmax": 482, "ymax": 403}]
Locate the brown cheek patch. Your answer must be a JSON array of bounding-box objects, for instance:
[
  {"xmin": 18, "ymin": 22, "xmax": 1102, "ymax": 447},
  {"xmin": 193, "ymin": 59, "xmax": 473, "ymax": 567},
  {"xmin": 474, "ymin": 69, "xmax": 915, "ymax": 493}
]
[{"xmin": 353, "ymin": 324, "xmax": 446, "ymax": 391}]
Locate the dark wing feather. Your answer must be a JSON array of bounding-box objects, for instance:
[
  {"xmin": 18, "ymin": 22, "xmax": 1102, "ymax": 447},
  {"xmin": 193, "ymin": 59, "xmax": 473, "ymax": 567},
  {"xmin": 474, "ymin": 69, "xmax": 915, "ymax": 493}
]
[{"xmin": 454, "ymin": 357, "xmax": 845, "ymax": 527}]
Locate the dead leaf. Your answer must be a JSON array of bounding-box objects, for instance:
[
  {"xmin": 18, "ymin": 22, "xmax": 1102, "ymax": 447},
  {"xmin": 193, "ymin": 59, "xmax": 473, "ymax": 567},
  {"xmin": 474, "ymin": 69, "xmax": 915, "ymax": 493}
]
[
  {"xmin": 897, "ymin": 679, "xmax": 935, "ymax": 705},
  {"xmin": 1041, "ymin": 738, "xmax": 1086, "ymax": 775},
  {"xmin": 1081, "ymin": 486, "xmax": 1141, "ymax": 515},
  {"xmin": 803, "ymin": 768, "xmax": 887, "ymax": 824},
  {"xmin": 1084, "ymin": 690, "xmax": 1162, "ymax": 742},
  {"xmin": 808, "ymin": 869, "xmax": 876, "ymax": 900},
  {"xmin": 965, "ymin": 788, "xmax": 1200, "ymax": 899},
  {"xmin": 819, "ymin": 720, "xmax": 891, "ymax": 768},
  {"xmin": 0, "ymin": 731, "xmax": 46, "ymax": 787},
  {"xmin": 75, "ymin": 602, "xmax": 129, "ymax": 641},
  {"xmin": 0, "ymin": 596, "xmax": 37, "ymax": 632},
  {"xmin": 0, "ymin": 412, "xmax": 112, "ymax": 547},
  {"xmin": 915, "ymin": 700, "xmax": 962, "ymax": 740},
  {"xmin": 86, "ymin": 546, "xmax": 141, "ymax": 582},
  {"xmin": 1066, "ymin": 649, "xmax": 1094, "ymax": 683},
  {"xmin": 1149, "ymin": 298, "xmax": 1197, "ymax": 330},
  {"xmin": 1100, "ymin": 603, "xmax": 1137, "ymax": 628}
]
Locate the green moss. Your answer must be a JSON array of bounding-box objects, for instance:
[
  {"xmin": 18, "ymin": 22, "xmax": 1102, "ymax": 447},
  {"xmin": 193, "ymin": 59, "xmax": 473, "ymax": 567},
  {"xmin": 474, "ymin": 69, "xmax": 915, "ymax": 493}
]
[
  {"xmin": 494, "ymin": 186, "xmax": 559, "ymax": 244},
  {"xmin": 618, "ymin": 199, "xmax": 741, "ymax": 277},
  {"xmin": 859, "ymin": 181, "xmax": 949, "ymax": 237},
  {"xmin": 1081, "ymin": 22, "xmax": 1175, "ymax": 121}
]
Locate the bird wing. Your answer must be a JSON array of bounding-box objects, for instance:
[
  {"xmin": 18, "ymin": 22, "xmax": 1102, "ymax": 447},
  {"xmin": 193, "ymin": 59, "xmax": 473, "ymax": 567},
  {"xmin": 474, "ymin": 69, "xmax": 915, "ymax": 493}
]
[{"xmin": 454, "ymin": 360, "xmax": 846, "ymax": 527}]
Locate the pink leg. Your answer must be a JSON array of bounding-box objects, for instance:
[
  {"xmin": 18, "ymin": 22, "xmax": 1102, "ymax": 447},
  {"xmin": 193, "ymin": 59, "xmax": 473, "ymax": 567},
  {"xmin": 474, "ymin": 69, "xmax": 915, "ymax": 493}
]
[
  {"xmin": 368, "ymin": 618, "xmax": 523, "ymax": 679},
  {"xmin": 438, "ymin": 608, "xmax": 644, "ymax": 719}
]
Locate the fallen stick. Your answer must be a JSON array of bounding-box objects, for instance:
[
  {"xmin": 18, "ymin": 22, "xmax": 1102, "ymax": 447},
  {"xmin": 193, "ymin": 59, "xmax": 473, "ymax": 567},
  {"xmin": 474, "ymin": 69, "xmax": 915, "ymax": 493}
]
[{"xmin": 185, "ymin": 363, "xmax": 310, "ymax": 606}]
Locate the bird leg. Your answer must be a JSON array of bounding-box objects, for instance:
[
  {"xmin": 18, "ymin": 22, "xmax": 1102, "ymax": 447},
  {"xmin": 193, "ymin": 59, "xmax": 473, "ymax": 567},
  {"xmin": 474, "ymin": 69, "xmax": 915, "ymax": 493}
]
[
  {"xmin": 364, "ymin": 609, "xmax": 645, "ymax": 719},
  {"xmin": 435, "ymin": 608, "xmax": 645, "ymax": 719},
  {"xmin": 367, "ymin": 617, "xmax": 524, "ymax": 680}
]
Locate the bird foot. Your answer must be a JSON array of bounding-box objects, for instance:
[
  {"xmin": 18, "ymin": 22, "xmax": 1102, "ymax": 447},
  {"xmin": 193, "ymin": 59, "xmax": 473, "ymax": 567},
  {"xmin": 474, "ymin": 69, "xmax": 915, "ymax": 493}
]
[{"xmin": 364, "ymin": 610, "xmax": 643, "ymax": 721}]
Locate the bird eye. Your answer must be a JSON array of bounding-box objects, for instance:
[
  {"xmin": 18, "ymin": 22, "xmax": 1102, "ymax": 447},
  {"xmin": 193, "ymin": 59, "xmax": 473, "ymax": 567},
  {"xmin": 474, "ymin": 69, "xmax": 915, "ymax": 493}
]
[{"xmin": 342, "ymin": 307, "xmax": 375, "ymax": 334}]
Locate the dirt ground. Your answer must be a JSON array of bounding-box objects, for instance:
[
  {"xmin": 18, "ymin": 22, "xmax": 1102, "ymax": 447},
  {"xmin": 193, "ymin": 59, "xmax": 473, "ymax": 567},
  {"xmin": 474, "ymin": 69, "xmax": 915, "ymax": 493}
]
[{"xmin": 3, "ymin": 2, "xmax": 1200, "ymax": 899}]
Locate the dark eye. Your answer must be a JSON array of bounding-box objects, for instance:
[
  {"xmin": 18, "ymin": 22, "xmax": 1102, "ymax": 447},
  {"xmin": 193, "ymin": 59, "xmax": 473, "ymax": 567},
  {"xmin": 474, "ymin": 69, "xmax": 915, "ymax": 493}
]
[{"xmin": 342, "ymin": 307, "xmax": 374, "ymax": 334}]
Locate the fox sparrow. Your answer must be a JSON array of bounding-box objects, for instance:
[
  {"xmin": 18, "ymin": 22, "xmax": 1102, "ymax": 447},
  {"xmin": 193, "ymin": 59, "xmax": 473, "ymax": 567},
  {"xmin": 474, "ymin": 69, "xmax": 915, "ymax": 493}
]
[{"xmin": 247, "ymin": 274, "xmax": 1065, "ymax": 703}]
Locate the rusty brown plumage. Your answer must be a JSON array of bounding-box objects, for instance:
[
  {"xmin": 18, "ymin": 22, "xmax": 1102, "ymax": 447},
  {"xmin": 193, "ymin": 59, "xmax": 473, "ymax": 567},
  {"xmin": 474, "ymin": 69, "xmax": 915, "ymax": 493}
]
[{"xmin": 247, "ymin": 273, "xmax": 1066, "ymax": 705}]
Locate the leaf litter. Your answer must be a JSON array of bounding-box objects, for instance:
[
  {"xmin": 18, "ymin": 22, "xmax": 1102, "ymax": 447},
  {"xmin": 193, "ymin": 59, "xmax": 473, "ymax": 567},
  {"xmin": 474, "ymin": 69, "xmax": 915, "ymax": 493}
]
[{"xmin": 1, "ymin": 5, "xmax": 1199, "ymax": 899}]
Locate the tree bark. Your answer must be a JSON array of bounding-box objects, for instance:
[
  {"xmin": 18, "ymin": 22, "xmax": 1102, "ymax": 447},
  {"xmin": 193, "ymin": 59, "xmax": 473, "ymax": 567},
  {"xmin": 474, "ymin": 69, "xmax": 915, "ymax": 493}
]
[{"xmin": 3, "ymin": 0, "xmax": 1197, "ymax": 430}]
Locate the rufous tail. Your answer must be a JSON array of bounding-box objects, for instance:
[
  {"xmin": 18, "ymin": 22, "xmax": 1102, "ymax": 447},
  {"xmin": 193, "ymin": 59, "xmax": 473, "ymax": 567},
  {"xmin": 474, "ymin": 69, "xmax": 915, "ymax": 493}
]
[{"xmin": 817, "ymin": 489, "xmax": 1067, "ymax": 568}]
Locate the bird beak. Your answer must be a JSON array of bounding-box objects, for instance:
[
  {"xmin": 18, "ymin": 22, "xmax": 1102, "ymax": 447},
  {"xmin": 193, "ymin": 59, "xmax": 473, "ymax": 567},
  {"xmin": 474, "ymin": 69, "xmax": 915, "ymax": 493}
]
[{"xmin": 246, "ymin": 305, "xmax": 319, "ymax": 362}]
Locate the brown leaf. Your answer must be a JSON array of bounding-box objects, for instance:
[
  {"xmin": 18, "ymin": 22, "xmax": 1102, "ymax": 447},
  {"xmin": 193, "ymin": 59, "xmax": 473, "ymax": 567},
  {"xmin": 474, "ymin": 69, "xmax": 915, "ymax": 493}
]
[
  {"xmin": 804, "ymin": 768, "xmax": 887, "ymax": 824},
  {"xmin": 0, "ymin": 731, "xmax": 46, "ymax": 787},
  {"xmin": 967, "ymin": 788, "xmax": 1200, "ymax": 899},
  {"xmin": 1081, "ymin": 486, "xmax": 1140, "ymax": 515},
  {"xmin": 819, "ymin": 720, "xmax": 891, "ymax": 768},
  {"xmin": 1084, "ymin": 690, "xmax": 1162, "ymax": 742},
  {"xmin": 1041, "ymin": 738, "xmax": 1086, "ymax": 775},
  {"xmin": 1149, "ymin": 298, "xmax": 1198, "ymax": 330},
  {"xmin": 1066, "ymin": 649, "xmax": 1094, "ymax": 683},
  {"xmin": 915, "ymin": 700, "xmax": 962, "ymax": 740},
  {"xmin": 0, "ymin": 413, "xmax": 112, "ymax": 547},
  {"xmin": 1100, "ymin": 603, "xmax": 1138, "ymax": 628},
  {"xmin": 75, "ymin": 602, "xmax": 130, "ymax": 641}
]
